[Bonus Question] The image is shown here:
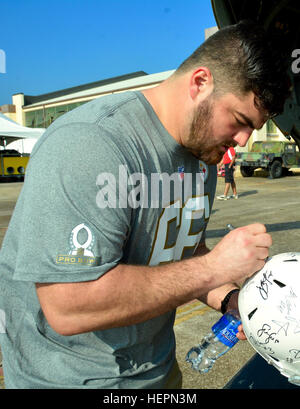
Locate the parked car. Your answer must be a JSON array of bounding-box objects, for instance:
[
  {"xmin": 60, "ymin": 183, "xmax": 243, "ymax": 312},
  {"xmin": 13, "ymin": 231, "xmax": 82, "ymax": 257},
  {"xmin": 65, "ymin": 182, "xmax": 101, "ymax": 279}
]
[{"xmin": 0, "ymin": 149, "xmax": 30, "ymax": 180}]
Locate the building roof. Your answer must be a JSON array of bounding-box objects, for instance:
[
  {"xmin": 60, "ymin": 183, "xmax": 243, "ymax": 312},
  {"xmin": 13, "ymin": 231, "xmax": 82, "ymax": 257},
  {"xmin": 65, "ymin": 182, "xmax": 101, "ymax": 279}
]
[
  {"xmin": 23, "ymin": 70, "xmax": 174, "ymax": 110},
  {"xmin": 22, "ymin": 71, "xmax": 148, "ymax": 107}
]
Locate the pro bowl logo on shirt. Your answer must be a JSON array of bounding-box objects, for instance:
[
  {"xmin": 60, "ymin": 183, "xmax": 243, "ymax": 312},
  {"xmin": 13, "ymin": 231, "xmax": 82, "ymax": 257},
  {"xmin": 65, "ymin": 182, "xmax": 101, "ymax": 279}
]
[
  {"xmin": 69, "ymin": 223, "xmax": 95, "ymax": 257},
  {"xmin": 56, "ymin": 223, "xmax": 100, "ymax": 266},
  {"xmin": 199, "ymin": 160, "xmax": 209, "ymax": 183}
]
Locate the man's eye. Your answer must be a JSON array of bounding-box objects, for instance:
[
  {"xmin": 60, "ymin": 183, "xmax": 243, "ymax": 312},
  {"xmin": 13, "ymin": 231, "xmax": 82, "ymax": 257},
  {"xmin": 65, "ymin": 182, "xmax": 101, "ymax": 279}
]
[{"xmin": 236, "ymin": 118, "xmax": 246, "ymax": 126}]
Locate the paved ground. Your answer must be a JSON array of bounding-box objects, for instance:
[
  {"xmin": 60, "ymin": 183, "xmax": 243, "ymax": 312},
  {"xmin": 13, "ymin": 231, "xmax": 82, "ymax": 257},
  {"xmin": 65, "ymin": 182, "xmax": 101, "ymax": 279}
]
[{"xmin": 1, "ymin": 168, "xmax": 300, "ymax": 389}]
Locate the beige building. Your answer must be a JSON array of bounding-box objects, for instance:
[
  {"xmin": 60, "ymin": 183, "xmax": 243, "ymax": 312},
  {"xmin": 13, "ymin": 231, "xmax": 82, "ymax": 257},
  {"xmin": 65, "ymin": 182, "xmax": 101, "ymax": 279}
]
[
  {"xmin": 0, "ymin": 70, "xmax": 172, "ymax": 128},
  {"xmin": 0, "ymin": 66, "xmax": 287, "ymax": 152}
]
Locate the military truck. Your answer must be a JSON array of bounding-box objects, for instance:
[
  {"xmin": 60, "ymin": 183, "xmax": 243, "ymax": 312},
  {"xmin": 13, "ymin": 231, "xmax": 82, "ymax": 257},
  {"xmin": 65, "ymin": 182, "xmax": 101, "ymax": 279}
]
[{"xmin": 235, "ymin": 141, "xmax": 300, "ymax": 178}]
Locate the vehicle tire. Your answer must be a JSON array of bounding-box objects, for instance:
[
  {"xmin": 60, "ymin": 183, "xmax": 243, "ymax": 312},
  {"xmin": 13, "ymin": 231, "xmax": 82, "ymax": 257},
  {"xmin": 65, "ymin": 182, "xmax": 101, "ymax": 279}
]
[
  {"xmin": 269, "ymin": 160, "xmax": 283, "ymax": 179},
  {"xmin": 240, "ymin": 166, "xmax": 254, "ymax": 177},
  {"xmin": 282, "ymin": 167, "xmax": 291, "ymax": 176}
]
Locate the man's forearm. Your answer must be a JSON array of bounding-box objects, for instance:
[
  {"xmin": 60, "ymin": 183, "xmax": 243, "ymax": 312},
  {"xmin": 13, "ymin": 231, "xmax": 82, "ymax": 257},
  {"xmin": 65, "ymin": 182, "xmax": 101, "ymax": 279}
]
[
  {"xmin": 36, "ymin": 223, "xmax": 270, "ymax": 336},
  {"xmin": 36, "ymin": 255, "xmax": 222, "ymax": 336},
  {"xmin": 194, "ymin": 242, "xmax": 239, "ymax": 311}
]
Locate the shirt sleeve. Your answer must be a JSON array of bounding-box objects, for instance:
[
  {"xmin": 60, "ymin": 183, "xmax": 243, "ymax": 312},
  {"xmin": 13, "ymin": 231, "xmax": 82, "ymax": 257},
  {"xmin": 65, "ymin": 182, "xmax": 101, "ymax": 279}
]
[{"xmin": 12, "ymin": 122, "xmax": 133, "ymax": 283}]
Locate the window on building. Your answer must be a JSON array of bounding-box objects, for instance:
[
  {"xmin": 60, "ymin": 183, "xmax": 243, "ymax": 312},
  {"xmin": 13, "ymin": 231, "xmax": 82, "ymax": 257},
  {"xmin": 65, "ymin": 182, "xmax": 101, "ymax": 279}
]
[
  {"xmin": 25, "ymin": 111, "xmax": 36, "ymax": 128},
  {"xmin": 25, "ymin": 101, "xmax": 87, "ymax": 128}
]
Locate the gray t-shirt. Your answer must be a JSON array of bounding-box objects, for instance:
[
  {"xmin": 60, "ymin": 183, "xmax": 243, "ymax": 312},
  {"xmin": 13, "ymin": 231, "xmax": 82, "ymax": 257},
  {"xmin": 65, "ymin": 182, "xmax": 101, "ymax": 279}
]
[{"xmin": 0, "ymin": 91, "xmax": 217, "ymax": 388}]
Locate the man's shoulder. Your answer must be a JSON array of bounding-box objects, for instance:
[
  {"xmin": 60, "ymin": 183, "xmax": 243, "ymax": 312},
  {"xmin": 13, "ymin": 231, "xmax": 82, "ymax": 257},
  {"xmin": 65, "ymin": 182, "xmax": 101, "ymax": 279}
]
[
  {"xmin": 49, "ymin": 91, "xmax": 140, "ymax": 129},
  {"xmin": 30, "ymin": 92, "xmax": 144, "ymax": 158}
]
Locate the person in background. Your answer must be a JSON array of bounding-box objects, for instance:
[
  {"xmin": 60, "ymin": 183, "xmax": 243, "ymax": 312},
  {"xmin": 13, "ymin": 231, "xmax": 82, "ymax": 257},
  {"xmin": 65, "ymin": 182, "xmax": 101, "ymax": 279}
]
[{"xmin": 217, "ymin": 146, "xmax": 238, "ymax": 200}]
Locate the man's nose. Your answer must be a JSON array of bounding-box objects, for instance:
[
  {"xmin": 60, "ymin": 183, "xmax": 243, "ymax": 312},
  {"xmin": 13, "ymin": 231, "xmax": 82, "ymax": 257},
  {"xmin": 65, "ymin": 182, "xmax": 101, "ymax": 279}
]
[{"xmin": 233, "ymin": 129, "xmax": 253, "ymax": 147}]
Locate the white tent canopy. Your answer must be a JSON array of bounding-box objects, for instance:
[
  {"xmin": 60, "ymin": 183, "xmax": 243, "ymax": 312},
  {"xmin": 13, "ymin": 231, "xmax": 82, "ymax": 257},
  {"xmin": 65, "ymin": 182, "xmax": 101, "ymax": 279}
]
[
  {"xmin": 6, "ymin": 138, "xmax": 38, "ymax": 154},
  {"xmin": 0, "ymin": 113, "xmax": 45, "ymax": 150}
]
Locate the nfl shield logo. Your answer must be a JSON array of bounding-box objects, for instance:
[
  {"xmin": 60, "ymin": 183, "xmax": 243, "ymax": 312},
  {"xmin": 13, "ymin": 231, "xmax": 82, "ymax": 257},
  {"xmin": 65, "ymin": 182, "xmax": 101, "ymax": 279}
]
[{"xmin": 178, "ymin": 165, "xmax": 185, "ymax": 180}]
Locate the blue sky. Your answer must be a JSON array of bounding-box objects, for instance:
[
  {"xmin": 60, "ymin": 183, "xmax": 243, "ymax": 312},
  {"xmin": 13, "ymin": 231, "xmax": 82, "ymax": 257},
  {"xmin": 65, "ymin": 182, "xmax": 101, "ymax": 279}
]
[{"xmin": 0, "ymin": 0, "xmax": 216, "ymax": 106}]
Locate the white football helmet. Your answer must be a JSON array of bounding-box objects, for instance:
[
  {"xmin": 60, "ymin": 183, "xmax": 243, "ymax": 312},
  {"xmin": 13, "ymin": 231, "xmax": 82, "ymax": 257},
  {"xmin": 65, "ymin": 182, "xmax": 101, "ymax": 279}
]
[{"xmin": 238, "ymin": 252, "xmax": 300, "ymax": 386}]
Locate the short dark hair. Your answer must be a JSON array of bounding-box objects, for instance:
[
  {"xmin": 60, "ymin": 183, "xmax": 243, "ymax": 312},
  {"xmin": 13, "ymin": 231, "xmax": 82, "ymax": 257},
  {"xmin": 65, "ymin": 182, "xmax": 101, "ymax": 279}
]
[{"xmin": 176, "ymin": 20, "xmax": 291, "ymax": 117}]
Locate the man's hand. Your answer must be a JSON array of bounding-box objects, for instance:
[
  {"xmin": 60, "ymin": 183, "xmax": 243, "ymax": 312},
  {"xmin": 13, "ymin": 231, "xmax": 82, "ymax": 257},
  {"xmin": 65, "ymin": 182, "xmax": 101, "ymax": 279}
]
[
  {"xmin": 204, "ymin": 223, "xmax": 272, "ymax": 285},
  {"xmin": 237, "ymin": 324, "xmax": 247, "ymax": 340},
  {"xmin": 224, "ymin": 289, "xmax": 247, "ymax": 340}
]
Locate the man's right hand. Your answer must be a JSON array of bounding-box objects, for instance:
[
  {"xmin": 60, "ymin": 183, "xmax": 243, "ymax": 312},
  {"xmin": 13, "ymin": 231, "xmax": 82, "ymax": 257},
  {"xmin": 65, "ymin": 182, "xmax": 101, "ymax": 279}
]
[{"xmin": 204, "ymin": 223, "xmax": 272, "ymax": 285}]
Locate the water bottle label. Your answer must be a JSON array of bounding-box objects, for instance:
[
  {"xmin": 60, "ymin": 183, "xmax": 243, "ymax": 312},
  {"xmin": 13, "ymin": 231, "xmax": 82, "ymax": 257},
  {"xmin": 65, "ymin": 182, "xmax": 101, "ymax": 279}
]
[
  {"xmin": 212, "ymin": 314, "xmax": 229, "ymax": 333},
  {"xmin": 212, "ymin": 314, "xmax": 241, "ymax": 348}
]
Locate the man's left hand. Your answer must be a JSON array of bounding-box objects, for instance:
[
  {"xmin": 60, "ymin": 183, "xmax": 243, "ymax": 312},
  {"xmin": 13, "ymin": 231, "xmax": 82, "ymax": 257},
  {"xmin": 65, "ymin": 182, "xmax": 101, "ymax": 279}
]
[{"xmin": 226, "ymin": 289, "xmax": 247, "ymax": 341}]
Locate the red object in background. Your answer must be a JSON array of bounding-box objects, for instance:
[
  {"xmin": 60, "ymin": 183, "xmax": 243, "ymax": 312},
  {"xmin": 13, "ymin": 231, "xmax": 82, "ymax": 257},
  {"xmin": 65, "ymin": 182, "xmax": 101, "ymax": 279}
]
[{"xmin": 217, "ymin": 166, "xmax": 225, "ymax": 177}]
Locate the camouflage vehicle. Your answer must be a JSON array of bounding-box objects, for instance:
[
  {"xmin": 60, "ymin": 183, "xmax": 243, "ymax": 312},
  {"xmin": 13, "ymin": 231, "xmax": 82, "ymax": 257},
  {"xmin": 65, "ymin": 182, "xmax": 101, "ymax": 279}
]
[{"xmin": 235, "ymin": 141, "xmax": 300, "ymax": 179}]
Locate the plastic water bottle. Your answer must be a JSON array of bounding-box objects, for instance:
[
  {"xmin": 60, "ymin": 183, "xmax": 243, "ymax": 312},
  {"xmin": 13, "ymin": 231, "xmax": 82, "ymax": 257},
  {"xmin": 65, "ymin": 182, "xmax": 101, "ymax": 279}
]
[{"xmin": 186, "ymin": 310, "xmax": 241, "ymax": 373}]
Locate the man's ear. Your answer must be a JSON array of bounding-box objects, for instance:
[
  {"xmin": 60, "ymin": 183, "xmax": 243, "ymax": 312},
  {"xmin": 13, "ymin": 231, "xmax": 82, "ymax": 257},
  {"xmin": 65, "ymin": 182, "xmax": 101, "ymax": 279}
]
[{"xmin": 189, "ymin": 67, "xmax": 214, "ymax": 101}]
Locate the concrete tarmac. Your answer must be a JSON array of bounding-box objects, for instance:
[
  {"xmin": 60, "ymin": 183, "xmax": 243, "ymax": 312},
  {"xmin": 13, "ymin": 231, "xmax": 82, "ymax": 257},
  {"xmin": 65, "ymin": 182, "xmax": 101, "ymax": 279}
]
[{"xmin": 1, "ymin": 168, "xmax": 300, "ymax": 389}]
